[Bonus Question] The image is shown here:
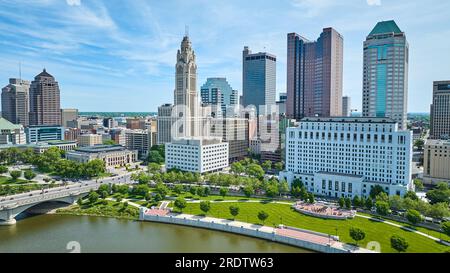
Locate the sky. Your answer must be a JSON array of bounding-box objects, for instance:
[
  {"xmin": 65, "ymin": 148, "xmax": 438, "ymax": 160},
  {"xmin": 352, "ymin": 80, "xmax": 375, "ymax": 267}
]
[{"xmin": 0, "ymin": 0, "xmax": 449, "ymax": 112}]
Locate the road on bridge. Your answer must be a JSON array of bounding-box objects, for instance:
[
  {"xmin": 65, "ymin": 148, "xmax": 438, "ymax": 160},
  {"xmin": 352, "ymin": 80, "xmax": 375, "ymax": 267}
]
[{"xmin": 0, "ymin": 173, "xmax": 135, "ymax": 209}]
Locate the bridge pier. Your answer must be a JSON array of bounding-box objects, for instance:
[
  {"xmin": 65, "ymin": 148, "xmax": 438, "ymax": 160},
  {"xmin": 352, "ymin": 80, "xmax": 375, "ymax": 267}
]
[{"xmin": 0, "ymin": 218, "xmax": 16, "ymax": 226}]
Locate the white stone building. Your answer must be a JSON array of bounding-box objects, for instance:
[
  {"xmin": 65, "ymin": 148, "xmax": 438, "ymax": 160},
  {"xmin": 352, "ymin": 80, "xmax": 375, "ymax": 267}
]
[
  {"xmin": 280, "ymin": 117, "xmax": 413, "ymax": 198},
  {"xmin": 165, "ymin": 137, "xmax": 228, "ymax": 174}
]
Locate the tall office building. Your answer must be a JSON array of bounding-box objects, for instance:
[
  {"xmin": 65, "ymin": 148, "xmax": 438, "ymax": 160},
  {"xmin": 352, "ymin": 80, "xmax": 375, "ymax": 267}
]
[
  {"xmin": 1, "ymin": 78, "xmax": 30, "ymax": 127},
  {"xmin": 157, "ymin": 103, "xmax": 174, "ymax": 144},
  {"xmin": 200, "ymin": 78, "xmax": 238, "ymax": 114},
  {"xmin": 286, "ymin": 28, "xmax": 344, "ymax": 120},
  {"xmin": 61, "ymin": 108, "xmax": 78, "ymax": 128},
  {"xmin": 174, "ymin": 34, "xmax": 198, "ymax": 137},
  {"xmin": 362, "ymin": 20, "xmax": 409, "ymax": 130},
  {"xmin": 125, "ymin": 130, "xmax": 152, "ymax": 159},
  {"xmin": 342, "ymin": 96, "xmax": 351, "ymax": 117},
  {"xmin": 242, "ymin": 46, "xmax": 277, "ymax": 112},
  {"xmin": 430, "ymin": 81, "xmax": 450, "ymax": 140},
  {"xmin": 29, "ymin": 69, "xmax": 62, "ymax": 126}
]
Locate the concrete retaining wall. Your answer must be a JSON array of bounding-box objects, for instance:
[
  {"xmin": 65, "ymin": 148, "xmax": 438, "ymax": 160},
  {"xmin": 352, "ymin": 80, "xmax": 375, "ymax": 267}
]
[{"xmin": 140, "ymin": 212, "xmax": 350, "ymax": 253}]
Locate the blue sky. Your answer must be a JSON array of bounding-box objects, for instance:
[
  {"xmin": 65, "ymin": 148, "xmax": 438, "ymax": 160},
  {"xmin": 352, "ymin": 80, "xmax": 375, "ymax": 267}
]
[{"xmin": 0, "ymin": 0, "xmax": 449, "ymax": 112}]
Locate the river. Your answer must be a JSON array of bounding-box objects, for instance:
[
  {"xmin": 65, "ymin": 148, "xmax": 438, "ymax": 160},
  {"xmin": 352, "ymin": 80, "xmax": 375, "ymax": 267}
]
[{"xmin": 0, "ymin": 214, "xmax": 311, "ymax": 253}]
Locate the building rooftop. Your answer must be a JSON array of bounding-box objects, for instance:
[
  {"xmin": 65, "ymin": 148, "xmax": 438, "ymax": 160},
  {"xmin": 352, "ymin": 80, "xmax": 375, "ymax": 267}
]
[
  {"xmin": 369, "ymin": 20, "xmax": 402, "ymax": 36},
  {"xmin": 300, "ymin": 117, "xmax": 397, "ymax": 124},
  {"xmin": 74, "ymin": 144, "xmax": 127, "ymax": 153},
  {"xmin": 170, "ymin": 137, "xmax": 225, "ymax": 146},
  {"xmin": 35, "ymin": 68, "xmax": 54, "ymax": 79},
  {"xmin": 0, "ymin": 118, "xmax": 23, "ymax": 130},
  {"xmin": 425, "ymin": 139, "xmax": 450, "ymax": 146}
]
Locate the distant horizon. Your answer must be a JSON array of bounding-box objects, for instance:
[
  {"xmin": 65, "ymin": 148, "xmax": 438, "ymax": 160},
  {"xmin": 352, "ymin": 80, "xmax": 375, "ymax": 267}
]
[{"xmin": 0, "ymin": 1, "xmax": 449, "ymax": 112}]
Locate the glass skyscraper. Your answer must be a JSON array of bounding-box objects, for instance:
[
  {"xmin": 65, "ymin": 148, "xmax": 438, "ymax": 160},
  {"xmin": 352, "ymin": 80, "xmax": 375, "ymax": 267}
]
[
  {"xmin": 242, "ymin": 46, "xmax": 276, "ymax": 112},
  {"xmin": 362, "ymin": 20, "xmax": 409, "ymax": 130},
  {"xmin": 286, "ymin": 28, "xmax": 344, "ymax": 120},
  {"xmin": 200, "ymin": 78, "xmax": 238, "ymax": 114}
]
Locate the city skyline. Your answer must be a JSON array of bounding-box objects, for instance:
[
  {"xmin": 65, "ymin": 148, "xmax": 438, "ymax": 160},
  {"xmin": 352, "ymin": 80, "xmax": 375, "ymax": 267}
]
[{"xmin": 0, "ymin": 0, "xmax": 449, "ymax": 112}]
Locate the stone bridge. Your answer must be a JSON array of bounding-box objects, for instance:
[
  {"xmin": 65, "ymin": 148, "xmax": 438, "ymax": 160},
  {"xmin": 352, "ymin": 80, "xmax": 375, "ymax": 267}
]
[{"xmin": 0, "ymin": 173, "xmax": 133, "ymax": 225}]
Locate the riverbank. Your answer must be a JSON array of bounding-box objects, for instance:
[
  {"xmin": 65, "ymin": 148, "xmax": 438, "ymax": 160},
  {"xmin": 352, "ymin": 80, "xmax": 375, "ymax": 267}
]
[
  {"xmin": 51, "ymin": 196, "xmax": 450, "ymax": 253},
  {"xmin": 55, "ymin": 200, "xmax": 139, "ymax": 221}
]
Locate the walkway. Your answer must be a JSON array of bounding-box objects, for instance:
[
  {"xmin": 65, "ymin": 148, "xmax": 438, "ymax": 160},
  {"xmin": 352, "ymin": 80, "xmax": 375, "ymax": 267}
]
[
  {"xmin": 140, "ymin": 210, "xmax": 376, "ymax": 253},
  {"xmin": 185, "ymin": 199, "xmax": 293, "ymax": 205},
  {"xmin": 356, "ymin": 214, "xmax": 447, "ymax": 244}
]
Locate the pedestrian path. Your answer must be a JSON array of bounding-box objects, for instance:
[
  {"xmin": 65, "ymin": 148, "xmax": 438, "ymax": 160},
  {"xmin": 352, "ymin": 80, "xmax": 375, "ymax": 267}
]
[{"xmin": 356, "ymin": 214, "xmax": 447, "ymax": 244}]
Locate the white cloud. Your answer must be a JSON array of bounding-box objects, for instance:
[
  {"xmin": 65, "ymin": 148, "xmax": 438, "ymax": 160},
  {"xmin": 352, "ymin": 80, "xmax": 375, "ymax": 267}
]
[
  {"xmin": 66, "ymin": 0, "xmax": 81, "ymax": 6},
  {"xmin": 367, "ymin": 0, "xmax": 381, "ymax": 6}
]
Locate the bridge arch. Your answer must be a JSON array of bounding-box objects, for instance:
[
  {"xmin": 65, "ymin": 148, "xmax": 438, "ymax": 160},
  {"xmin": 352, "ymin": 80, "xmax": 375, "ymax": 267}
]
[{"xmin": 0, "ymin": 193, "xmax": 87, "ymax": 225}]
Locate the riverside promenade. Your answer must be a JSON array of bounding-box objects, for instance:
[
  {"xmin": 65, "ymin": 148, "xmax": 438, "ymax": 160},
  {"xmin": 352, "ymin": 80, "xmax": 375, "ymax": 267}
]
[{"xmin": 139, "ymin": 208, "xmax": 376, "ymax": 253}]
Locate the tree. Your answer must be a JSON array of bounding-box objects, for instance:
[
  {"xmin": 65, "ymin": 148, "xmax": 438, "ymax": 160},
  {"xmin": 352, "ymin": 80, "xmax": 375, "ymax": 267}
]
[
  {"xmin": 370, "ymin": 185, "xmax": 386, "ymax": 199},
  {"xmin": 352, "ymin": 196, "xmax": 361, "ymax": 207},
  {"xmin": 339, "ymin": 197, "xmax": 345, "ymax": 208},
  {"xmin": 426, "ymin": 182, "xmax": 450, "ymax": 205},
  {"xmin": 246, "ymin": 164, "xmax": 264, "ymax": 179},
  {"xmin": 390, "ymin": 235, "xmax": 409, "ymax": 252},
  {"xmin": 173, "ymin": 184, "xmax": 184, "ymax": 194},
  {"xmin": 441, "ymin": 221, "xmax": 450, "ymax": 237},
  {"xmin": 133, "ymin": 184, "xmax": 150, "ymax": 197},
  {"xmin": 414, "ymin": 139, "xmax": 425, "ymax": 151},
  {"xmin": 77, "ymin": 198, "xmax": 83, "ymax": 206},
  {"xmin": 123, "ymin": 201, "xmax": 129, "ymax": 208},
  {"xmin": 257, "ymin": 211, "xmax": 269, "ymax": 225},
  {"xmin": 389, "ymin": 195, "xmax": 405, "ymax": 212},
  {"xmin": 406, "ymin": 209, "xmax": 422, "ymax": 225},
  {"xmin": 88, "ymin": 191, "xmax": 99, "ymax": 204},
  {"xmin": 103, "ymin": 139, "xmax": 116, "ymax": 145},
  {"xmin": 83, "ymin": 159, "xmax": 106, "ymax": 178},
  {"xmin": 200, "ymin": 201, "xmax": 211, "ymax": 215},
  {"xmin": 147, "ymin": 150, "xmax": 164, "ymax": 164},
  {"xmin": 100, "ymin": 190, "xmax": 109, "ymax": 199},
  {"xmin": 174, "ymin": 197, "xmax": 187, "ymax": 213},
  {"xmin": 349, "ymin": 228, "xmax": 366, "ymax": 245},
  {"xmin": 230, "ymin": 162, "xmax": 245, "ymax": 175},
  {"xmin": 219, "ymin": 187, "xmax": 229, "ymax": 198},
  {"xmin": 153, "ymin": 193, "xmax": 163, "ymax": 202},
  {"xmin": 148, "ymin": 163, "xmax": 161, "ymax": 173},
  {"xmin": 24, "ymin": 170, "xmax": 37, "ymax": 181},
  {"xmin": 404, "ymin": 191, "xmax": 419, "ymax": 201},
  {"xmin": 365, "ymin": 198, "xmax": 374, "ymax": 210},
  {"xmin": 189, "ymin": 187, "xmax": 197, "ymax": 196},
  {"xmin": 265, "ymin": 183, "xmax": 279, "ymax": 198},
  {"xmin": 278, "ymin": 180, "xmax": 289, "ymax": 196},
  {"xmin": 414, "ymin": 180, "xmax": 425, "ymax": 192},
  {"xmin": 0, "ymin": 165, "xmax": 8, "ymax": 174},
  {"xmin": 243, "ymin": 185, "xmax": 254, "ymax": 198},
  {"xmin": 145, "ymin": 192, "xmax": 152, "ymax": 202},
  {"xmin": 9, "ymin": 170, "xmax": 22, "ymax": 181},
  {"xmin": 375, "ymin": 201, "xmax": 390, "ymax": 216},
  {"xmin": 261, "ymin": 161, "xmax": 272, "ymax": 171},
  {"xmin": 345, "ymin": 198, "xmax": 352, "ymax": 210},
  {"xmin": 307, "ymin": 193, "xmax": 315, "ymax": 204},
  {"xmin": 274, "ymin": 162, "xmax": 284, "ymax": 172},
  {"xmin": 116, "ymin": 196, "xmax": 123, "ymax": 202},
  {"xmin": 155, "ymin": 182, "xmax": 169, "ymax": 197},
  {"xmin": 229, "ymin": 205, "xmax": 240, "ymax": 220},
  {"xmin": 427, "ymin": 203, "xmax": 450, "ymax": 220},
  {"xmin": 375, "ymin": 192, "xmax": 389, "ymax": 203}
]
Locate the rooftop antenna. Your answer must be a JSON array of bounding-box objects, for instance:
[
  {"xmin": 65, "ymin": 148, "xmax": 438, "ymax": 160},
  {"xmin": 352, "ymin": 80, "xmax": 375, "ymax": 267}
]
[
  {"xmin": 19, "ymin": 61, "xmax": 22, "ymax": 81},
  {"xmin": 185, "ymin": 25, "xmax": 189, "ymax": 37}
]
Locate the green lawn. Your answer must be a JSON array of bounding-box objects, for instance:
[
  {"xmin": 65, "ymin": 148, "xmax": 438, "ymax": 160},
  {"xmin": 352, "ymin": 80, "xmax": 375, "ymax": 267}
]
[
  {"xmin": 56, "ymin": 200, "xmax": 139, "ymax": 220},
  {"xmin": 0, "ymin": 176, "xmax": 33, "ymax": 185},
  {"xmin": 167, "ymin": 191, "xmax": 283, "ymax": 203},
  {"xmin": 357, "ymin": 212, "xmax": 450, "ymax": 243},
  {"xmin": 172, "ymin": 202, "xmax": 449, "ymax": 253}
]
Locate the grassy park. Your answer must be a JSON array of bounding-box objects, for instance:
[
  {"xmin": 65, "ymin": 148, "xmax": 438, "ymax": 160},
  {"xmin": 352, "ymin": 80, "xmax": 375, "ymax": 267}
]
[
  {"xmin": 56, "ymin": 200, "xmax": 139, "ymax": 220},
  {"xmin": 172, "ymin": 201, "xmax": 450, "ymax": 253}
]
